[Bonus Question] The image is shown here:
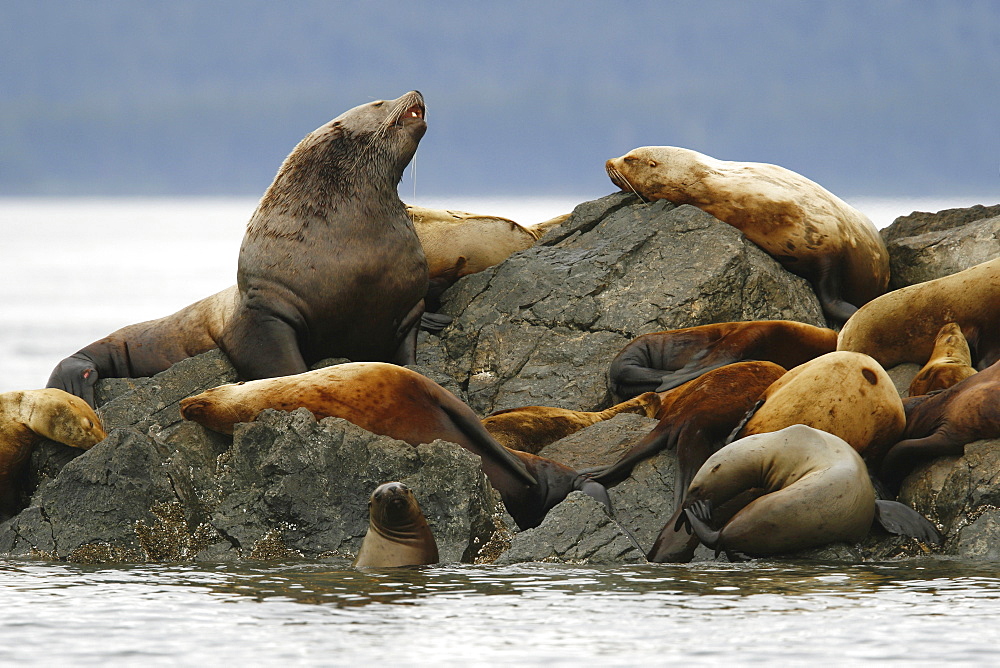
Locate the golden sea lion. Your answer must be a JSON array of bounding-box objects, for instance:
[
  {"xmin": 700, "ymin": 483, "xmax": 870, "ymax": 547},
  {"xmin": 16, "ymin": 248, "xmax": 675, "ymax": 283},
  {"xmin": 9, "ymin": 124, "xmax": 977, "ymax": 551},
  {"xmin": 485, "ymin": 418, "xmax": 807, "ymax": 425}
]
[
  {"xmin": 606, "ymin": 146, "xmax": 889, "ymax": 322},
  {"xmin": 179, "ymin": 362, "xmax": 610, "ymax": 530},
  {"xmin": 608, "ymin": 320, "xmax": 837, "ymax": 400},
  {"xmin": 881, "ymin": 358, "xmax": 1000, "ymax": 491},
  {"xmin": 837, "ymin": 257, "xmax": 1000, "ymax": 371},
  {"xmin": 0, "ymin": 388, "xmax": 107, "ymax": 514},
  {"xmin": 908, "ymin": 322, "xmax": 977, "ymax": 396},
  {"xmin": 353, "ymin": 482, "xmax": 438, "ymax": 568},
  {"xmin": 732, "ymin": 351, "xmax": 905, "ymax": 466},
  {"xmin": 481, "ymin": 392, "xmax": 661, "ymax": 455},
  {"xmin": 673, "ymin": 425, "xmax": 939, "ymax": 560}
]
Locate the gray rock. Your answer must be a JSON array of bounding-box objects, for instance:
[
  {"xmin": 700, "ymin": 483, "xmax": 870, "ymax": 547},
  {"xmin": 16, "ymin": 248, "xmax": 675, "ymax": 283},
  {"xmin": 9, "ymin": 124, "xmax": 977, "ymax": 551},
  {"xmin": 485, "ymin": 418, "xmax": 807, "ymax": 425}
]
[
  {"xmin": 880, "ymin": 204, "xmax": 1000, "ymax": 289},
  {"xmin": 495, "ymin": 491, "xmax": 646, "ymax": 565},
  {"xmin": 418, "ymin": 193, "xmax": 826, "ymax": 415},
  {"xmin": 886, "ymin": 363, "xmax": 921, "ymax": 398}
]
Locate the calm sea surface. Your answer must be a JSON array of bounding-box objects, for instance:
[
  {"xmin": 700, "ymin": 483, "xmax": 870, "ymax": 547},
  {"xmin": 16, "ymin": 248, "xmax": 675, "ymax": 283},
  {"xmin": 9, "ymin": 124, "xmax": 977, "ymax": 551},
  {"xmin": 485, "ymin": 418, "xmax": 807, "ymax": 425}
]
[{"xmin": 1, "ymin": 195, "xmax": 998, "ymax": 665}]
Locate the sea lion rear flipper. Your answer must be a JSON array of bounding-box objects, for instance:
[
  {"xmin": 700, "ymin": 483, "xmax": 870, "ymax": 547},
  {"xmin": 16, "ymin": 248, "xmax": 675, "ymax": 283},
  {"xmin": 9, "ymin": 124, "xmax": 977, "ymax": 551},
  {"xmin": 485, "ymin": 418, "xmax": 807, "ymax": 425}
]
[
  {"xmin": 442, "ymin": 402, "xmax": 537, "ymax": 486},
  {"xmin": 873, "ymin": 500, "xmax": 943, "ymax": 545},
  {"xmin": 724, "ymin": 399, "xmax": 764, "ymax": 445},
  {"xmin": 814, "ymin": 254, "xmax": 858, "ymax": 324},
  {"xmin": 655, "ymin": 359, "xmax": 728, "ymax": 393},
  {"xmin": 684, "ymin": 499, "xmax": 723, "ymax": 555}
]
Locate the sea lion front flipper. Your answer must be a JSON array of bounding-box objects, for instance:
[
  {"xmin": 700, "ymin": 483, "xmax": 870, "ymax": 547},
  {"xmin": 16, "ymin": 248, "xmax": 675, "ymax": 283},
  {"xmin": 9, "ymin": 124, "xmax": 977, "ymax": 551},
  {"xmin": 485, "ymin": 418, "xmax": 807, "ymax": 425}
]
[
  {"xmin": 46, "ymin": 353, "xmax": 100, "ymax": 408},
  {"xmin": 684, "ymin": 499, "xmax": 723, "ymax": 555},
  {"xmin": 420, "ymin": 312, "xmax": 453, "ymax": 333},
  {"xmin": 655, "ymin": 359, "xmax": 727, "ymax": 393},
  {"xmin": 874, "ymin": 500, "xmax": 943, "ymax": 545},
  {"xmin": 441, "ymin": 401, "xmax": 537, "ymax": 486},
  {"xmin": 814, "ymin": 253, "xmax": 858, "ymax": 324},
  {"xmin": 724, "ymin": 399, "xmax": 764, "ymax": 445}
]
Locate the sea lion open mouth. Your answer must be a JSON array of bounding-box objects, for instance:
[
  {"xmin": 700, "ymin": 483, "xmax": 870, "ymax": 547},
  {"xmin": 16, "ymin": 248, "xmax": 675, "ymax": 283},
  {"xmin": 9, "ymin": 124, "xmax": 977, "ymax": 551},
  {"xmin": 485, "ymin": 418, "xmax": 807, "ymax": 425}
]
[{"xmin": 396, "ymin": 101, "xmax": 425, "ymax": 126}]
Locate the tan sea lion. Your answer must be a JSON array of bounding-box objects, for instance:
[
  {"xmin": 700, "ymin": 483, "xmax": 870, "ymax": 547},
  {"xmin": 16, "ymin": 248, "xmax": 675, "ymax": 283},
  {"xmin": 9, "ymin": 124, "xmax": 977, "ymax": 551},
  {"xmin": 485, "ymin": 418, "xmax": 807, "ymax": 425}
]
[
  {"xmin": 732, "ymin": 351, "xmax": 905, "ymax": 466},
  {"xmin": 481, "ymin": 392, "xmax": 661, "ymax": 455},
  {"xmin": 908, "ymin": 322, "xmax": 977, "ymax": 396},
  {"xmin": 606, "ymin": 146, "xmax": 889, "ymax": 322},
  {"xmin": 353, "ymin": 482, "xmax": 438, "ymax": 568},
  {"xmin": 179, "ymin": 362, "xmax": 610, "ymax": 530},
  {"xmin": 49, "ymin": 92, "xmax": 430, "ymax": 405},
  {"xmin": 838, "ymin": 257, "xmax": 1000, "ymax": 371},
  {"xmin": 671, "ymin": 425, "xmax": 939, "ymax": 560},
  {"xmin": 608, "ymin": 320, "xmax": 837, "ymax": 400},
  {"xmin": 587, "ymin": 361, "xmax": 787, "ymax": 563},
  {"xmin": 881, "ymin": 358, "xmax": 1000, "ymax": 491},
  {"xmin": 0, "ymin": 388, "xmax": 107, "ymax": 515}
]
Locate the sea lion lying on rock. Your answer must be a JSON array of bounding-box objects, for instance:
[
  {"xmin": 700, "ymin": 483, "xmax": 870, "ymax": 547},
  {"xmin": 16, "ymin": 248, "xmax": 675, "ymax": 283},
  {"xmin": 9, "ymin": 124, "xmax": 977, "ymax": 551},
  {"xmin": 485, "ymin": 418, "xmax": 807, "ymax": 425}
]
[
  {"xmin": 608, "ymin": 320, "xmax": 836, "ymax": 400},
  {"xmin": 0, "ymin": 388, "xmax": 107, "ymax": 515},
  {"xmin": 673, "ymin": 425, "xmax": 940, "ymax": 561},
  {"xmin": 481, "ymin": 392, "xmax": 661, "ymax": 455},
  {"xmin": 179, "ymin": 362, "xmax": 609, "ymax": 530},
  {"xmin": 908, "ymin": 322, "xmax": 977, "ymax": 397},
  {"xmin": 606, "ymin": 146, "xmax": 889, "ymax": 322}
]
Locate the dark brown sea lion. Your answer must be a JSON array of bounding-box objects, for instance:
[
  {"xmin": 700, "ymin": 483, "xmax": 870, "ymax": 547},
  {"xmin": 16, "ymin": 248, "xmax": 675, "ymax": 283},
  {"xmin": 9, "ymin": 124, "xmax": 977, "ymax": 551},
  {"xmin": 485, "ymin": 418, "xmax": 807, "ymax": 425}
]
[
  {"xmin": 908, "ymin": 322, "xmax": 977, "ymax": 396},
  {"xmin": 49, "ymin": 92, "xmax": 430, "ymax": 405},
  {"xmin": 605, "ymin": 146, "xmax": 889, "ymax": 322},
  {"xmin": 586, "ymin": 361, "xmax": 787, "ymax": 563},
  {"xmin": 880, "ymin": 358, "xmax": 1000, "ymax": 491},
  {"xmin": 481, "ymin": 392, "xmax": 661, "ymax": 455},
  {"xmin": 838, "ymin": 257, "xmax": 1000, "ymax": 370},
  {"xmin": 732, "ymin": 351, "xmax": 905, "ymax": 467},
  {"xmin": 608, "ymin": 320, "xmax": 836, "ymax": 400},
  {"xmin": 47, "ymin": 287, "xmax": 239, "ymax": 406},
  {"xmin": 0, "ymin": 388, "xmax": 107, "ymax": 515},
  {"xmin": 353, "ymin": 482, "xmax": 438, "ymax": 568},
  {"xmin": 671, "ymin": 425, "xmax": 939, "ymax": 561},
  {"xmin": 179, "ymin": 362, "xmax": 609, "ymax": 530}
]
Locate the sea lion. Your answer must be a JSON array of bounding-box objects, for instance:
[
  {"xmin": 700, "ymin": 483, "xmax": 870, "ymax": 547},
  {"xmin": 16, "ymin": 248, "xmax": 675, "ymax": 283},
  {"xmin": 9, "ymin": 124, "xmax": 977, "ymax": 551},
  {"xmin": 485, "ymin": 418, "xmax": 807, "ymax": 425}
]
[
  {"xmin": 732, "ymin": 351, "xmax": 905, "ymax": 466},
  {"xmin": 668, "ymin": 425, "xmax": 939, "ymax": 561},
  {"xmin": 47, "ymin": 286, "xmax": 239, "ymax": 406},
  {"xmin": 49, "ymin": 92, "xmax": 430, "ymax": 405},
  {"xmin": 608, "ymin": 320, "xmax": 836, "ymax": 400},
  {"xmin": 587, "ymin": 361, "xmax": 786, "ymax": 563},
  {"xmin": 880, "ymin": 358, "xmax": 1000, "ymax": 491},
  {"xmin": 606, "ymin": 146, "xmax": 889, "ymax": 322},
  {"xmin": 481, "ymin": 392, "xmax": 661, "ymax": 455},
  {"xmin": 838, "ymin": 257, "xmax": 1000, "ymax": 371},
  {"xmin": 353, "ymin": 482, "xmax": 438, "ymax": 568},
  {"xmin": 0, "ymin": 388, "xmax": 107, "ymax": 515},
  {"xmin": 179, "ymin": 362, "xmax": 610, "ymax": 530},
  {"xmin": 908, "ymin": 322, "xmax": 977, "ymax": 396}
]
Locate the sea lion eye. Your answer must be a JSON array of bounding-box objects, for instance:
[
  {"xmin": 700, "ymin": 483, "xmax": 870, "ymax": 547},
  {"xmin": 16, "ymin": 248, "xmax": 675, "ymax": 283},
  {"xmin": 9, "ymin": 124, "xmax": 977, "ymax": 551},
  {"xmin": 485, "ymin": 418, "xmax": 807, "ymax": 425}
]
[
  {"xmin": 372, "ymin": 101, "xmax": 385, "ymax": 107},
  {"xmin": 83, "ymin": 418, "xmax": 92, "ymax": 429},
  {"xmin": 648, "ymin": 160, "xmax": 658, "ymax": 168}
]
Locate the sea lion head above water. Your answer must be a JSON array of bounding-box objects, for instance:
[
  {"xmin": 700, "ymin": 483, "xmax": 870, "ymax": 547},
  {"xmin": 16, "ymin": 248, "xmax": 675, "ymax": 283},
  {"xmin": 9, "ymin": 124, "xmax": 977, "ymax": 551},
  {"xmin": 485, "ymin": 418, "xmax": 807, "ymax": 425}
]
[{"xmin": 353, "ymin": 481, "xmax": 439, "ymax": 568}]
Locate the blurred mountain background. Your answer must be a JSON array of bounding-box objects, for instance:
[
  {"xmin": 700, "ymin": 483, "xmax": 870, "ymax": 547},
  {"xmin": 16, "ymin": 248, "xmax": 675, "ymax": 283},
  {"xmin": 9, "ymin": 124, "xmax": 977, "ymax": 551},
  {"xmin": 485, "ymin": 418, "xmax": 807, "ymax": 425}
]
[{"xmin": 1, "ymin": 0, "xmax": 997, "ymax": 198}]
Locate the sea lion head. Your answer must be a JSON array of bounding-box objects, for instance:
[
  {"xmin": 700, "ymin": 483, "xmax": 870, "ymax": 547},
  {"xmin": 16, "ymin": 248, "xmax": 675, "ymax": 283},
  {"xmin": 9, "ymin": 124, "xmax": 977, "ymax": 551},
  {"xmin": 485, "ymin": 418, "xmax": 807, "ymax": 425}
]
[
  {"xmin": 368, "ymin": 482, "xmax": 426, "ymax": 539},
  {"xmin": 606, "ymin": 146, "xmax": 718, "ymax": 202},
  {"xmin": 26, "ymin": 388, "xmax": 107, "ymax": 448}
]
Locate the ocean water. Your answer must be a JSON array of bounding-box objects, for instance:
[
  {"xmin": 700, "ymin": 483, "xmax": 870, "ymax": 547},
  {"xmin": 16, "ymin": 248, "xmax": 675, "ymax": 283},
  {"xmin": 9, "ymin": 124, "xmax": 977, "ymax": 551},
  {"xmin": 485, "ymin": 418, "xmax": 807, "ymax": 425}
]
[{"xmin": 1, "ymin": 194, "xmax": 999, "ymax": 665}]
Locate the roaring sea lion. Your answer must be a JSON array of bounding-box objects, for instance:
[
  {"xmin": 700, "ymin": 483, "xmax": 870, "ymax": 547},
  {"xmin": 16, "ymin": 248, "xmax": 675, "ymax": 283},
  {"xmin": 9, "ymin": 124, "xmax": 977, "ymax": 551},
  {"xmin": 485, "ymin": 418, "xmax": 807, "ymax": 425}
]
[
  {"xmin": 179, "ymin": 362, "xmax": 609, "ymax": 530},
  {"xmin": 0, "ymin": 388, "xmax": 107, "ymax": 514},
  {"xmin": 670, "ymin": 425, "xmax": 939, "ymax": 561},
  {"xmin": 481, "ymin": 392, "xmax": 661, "ymax": 455},
  {"xmin": 732, "ymin": 351, "xmax": 905, "ymax": 466},
  {"xmin": 908, "ymin": 322, "xmax": 977, "ymax": 396},
  {"xmin": 837, "ymin": 257, "xmax": 1000, "ymax": 371},
  {"xmin": 353, "ymin": 482, "xmax": 438, "ymax": 568},
  {"xmin": 881, "ymin": 358, "xmax": 1000, "ymax": 491},
  {"xmin": 49, "ymin": 92, "xmax": 430, "ymax": 405},
  {"xmin": 606, "ymin": 146, "xmax": 889, "ymax": 322},
  {"xmin": 608, "ymin": 320, "xmax": 836, "ymax": 400}
]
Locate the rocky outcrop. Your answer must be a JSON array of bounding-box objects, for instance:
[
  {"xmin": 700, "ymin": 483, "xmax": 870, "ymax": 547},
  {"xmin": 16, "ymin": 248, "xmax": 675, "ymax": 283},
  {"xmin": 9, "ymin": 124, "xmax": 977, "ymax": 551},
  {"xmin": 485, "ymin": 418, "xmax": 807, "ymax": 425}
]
[
  {"xmin": 418, "ymin": 193, "xmax": 826, "ymax": 415},
  {"xmin": 881, "ymin": 204, "xmax": 1000, "ymax": 289}
]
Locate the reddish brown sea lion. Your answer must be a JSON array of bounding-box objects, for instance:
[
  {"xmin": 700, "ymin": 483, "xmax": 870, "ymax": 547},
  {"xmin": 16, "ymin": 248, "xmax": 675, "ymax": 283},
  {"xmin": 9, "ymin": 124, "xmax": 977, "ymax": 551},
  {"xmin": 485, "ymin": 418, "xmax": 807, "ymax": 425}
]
[
  {"xmin": 608, "ymin": 320, "xmax": 836, "ymax": 400},
  {"xmin": 353, "ymin": 482, "xmax": 439, "ymax": 568},
  {"xmin": 481, "ymin": 392, "xmax": 661, "ymax": 455},
  {"xmin": 605, "ymin": 146, "xmax": 889, "ymax": 322},
  {"xmin": 732, "ymin": 351, "xmax": 905, "ymax": 466},
  {"xmin": 837, "ymin": 257, "xmax": 1000, "ymax": 371},
  {"xmin": 672, "ymin": 425, "xmax": 939, "ymax": 561},
  {"xmin": 907, "ymin": 322, "xmax": 977, "ymax": 397},
  {"xmin": 0, "ymin": 388, "xmax": 107, "ymax": 515},
  {"xmin": 49, "ymin": 92, "xmax": 430, "ymax": 405},
  {"xmin": 881, "ymin": 358, "xmax": 1000, "ymax": 491},
  {"xmin": 179, "ymin": 362, "xmax": 609, "ymax": 530}
]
